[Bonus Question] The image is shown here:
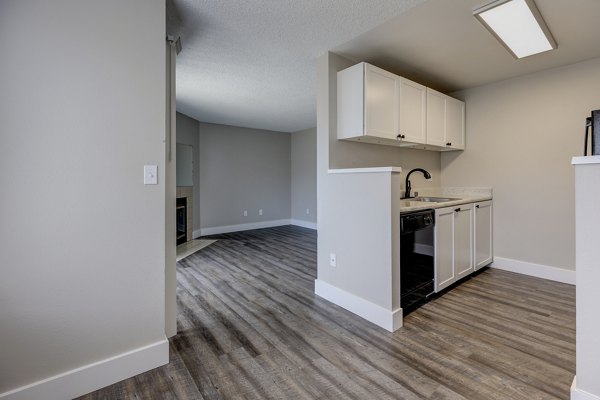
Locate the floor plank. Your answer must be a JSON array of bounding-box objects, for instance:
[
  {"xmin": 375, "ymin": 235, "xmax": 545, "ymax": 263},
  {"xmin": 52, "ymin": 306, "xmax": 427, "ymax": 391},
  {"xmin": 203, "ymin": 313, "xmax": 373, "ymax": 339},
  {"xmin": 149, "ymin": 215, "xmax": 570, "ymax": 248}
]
[{"xmin": 77, "ymin": 225, "xmax": 575, "ymax": 400}]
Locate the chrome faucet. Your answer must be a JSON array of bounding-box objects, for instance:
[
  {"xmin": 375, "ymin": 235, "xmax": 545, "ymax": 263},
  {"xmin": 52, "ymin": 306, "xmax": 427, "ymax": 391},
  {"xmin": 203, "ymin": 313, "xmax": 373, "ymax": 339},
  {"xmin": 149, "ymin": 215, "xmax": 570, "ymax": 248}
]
[{"xmin": 403, "ymin": 168, "xmax": 432, "ymax": 199}]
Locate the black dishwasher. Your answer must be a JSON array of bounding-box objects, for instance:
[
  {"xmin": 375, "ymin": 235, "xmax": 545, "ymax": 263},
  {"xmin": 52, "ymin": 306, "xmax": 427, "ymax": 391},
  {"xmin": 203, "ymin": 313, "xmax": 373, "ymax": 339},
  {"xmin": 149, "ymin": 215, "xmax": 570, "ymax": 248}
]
[{"xmin": 400, "ymin": 209, "xmax": 435, "ymax": 313}]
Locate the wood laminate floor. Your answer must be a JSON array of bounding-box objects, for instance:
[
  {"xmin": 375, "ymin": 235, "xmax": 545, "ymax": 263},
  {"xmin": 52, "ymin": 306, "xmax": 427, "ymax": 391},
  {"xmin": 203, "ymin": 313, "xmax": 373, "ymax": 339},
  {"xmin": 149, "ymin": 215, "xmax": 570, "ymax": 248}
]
[{"xmin": 78, "ymin": 225, "xmax": 575, "ymax": 400}]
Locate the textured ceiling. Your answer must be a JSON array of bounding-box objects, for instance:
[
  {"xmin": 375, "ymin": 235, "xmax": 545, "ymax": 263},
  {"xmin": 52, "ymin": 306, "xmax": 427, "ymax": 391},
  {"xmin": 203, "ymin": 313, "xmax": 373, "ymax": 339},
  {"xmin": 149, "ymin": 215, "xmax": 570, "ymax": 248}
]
[
  {"xmin": 169, "ymin": 0, "xmax": 426, "ymax": 133},
  {"xmin": 170, "ymin": 0, "xmax": 600, "ymax": 133}
]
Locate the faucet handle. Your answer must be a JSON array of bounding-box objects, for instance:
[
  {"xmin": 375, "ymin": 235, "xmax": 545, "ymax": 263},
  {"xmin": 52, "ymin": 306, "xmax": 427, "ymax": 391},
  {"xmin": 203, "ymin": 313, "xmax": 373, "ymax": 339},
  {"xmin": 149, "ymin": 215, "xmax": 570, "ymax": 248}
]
[{"xmin": 413, "ymin": 191, "xmax": 418, "ymax": 197}]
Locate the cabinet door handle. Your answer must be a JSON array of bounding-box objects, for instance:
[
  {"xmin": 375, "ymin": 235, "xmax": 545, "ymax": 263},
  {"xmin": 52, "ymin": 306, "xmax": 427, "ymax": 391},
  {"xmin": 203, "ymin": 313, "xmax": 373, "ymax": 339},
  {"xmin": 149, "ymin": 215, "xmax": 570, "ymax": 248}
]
[
  {"xmin": 397, "ymin": 134, "xmax": 406, "ymax": 139},
  {"xmin": 455, "ymin": 208, "xmax": 461, "ymax": 212},
  {"xmin": 476, "ymin": 205, "xmax": 480, "ymax": 208},
  {"xmin": 446, "ymin": 142, "xmax": 452, "ymax": 146}
]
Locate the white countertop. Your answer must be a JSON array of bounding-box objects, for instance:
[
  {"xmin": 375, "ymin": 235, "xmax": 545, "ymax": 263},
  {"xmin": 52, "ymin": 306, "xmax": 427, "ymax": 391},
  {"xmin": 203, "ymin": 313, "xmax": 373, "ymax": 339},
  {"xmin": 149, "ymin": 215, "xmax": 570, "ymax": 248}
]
[
  {"xmin": 328, "ymin": 166, "xmax": 402, "ymax": 174},
  {"xmin": 572, "ymin": 155, "xmax": 600, "ymax": 165},
  {"xmin": 399, "ymin": 187, "xmax": 493, "ymax": 213}
]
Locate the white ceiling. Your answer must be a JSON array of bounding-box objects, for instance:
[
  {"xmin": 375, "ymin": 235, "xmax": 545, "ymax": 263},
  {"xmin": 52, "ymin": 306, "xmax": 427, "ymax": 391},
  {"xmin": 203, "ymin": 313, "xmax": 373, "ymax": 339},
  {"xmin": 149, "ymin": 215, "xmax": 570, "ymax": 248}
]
[
  {"xmin": 170, "ymin": 0, "xmax": 600, "ymax": 133},
  {"xmin": 334, "ymin": 0, "xmax": 600, "ymax": 93},
  {"xmin": 169, "ymin": 0, "xmax": 426, "ymax": 133}
]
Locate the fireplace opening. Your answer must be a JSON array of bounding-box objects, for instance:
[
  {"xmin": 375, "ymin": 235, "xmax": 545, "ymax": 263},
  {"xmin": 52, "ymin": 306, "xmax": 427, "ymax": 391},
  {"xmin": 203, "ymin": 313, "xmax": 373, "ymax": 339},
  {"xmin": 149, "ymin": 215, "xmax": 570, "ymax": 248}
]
[{"xmin": 176, "ymin": 197, "xmax": 187, "ymax": 245}]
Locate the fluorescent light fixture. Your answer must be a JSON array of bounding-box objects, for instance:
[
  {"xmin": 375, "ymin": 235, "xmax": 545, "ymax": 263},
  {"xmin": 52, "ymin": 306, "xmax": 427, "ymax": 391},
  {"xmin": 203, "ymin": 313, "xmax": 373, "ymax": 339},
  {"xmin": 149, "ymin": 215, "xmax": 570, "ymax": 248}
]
[{"xmin": 474, "ymin": 0, "xmax": 556, "ymax": 59}]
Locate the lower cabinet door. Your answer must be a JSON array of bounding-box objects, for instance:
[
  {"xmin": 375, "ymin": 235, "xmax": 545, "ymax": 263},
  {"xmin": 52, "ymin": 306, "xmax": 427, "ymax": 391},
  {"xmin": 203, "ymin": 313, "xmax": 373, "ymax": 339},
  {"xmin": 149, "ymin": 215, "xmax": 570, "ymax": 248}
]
[
  {"xmin": 435, "ymin": 204, "xmax": 474, "ymax": 292},
  {"xmin": 435, "ymin": 206, "xmax": 455, "ymax": 292},
  {"xmin": 474, "ymin": 200, "xmax": 494, "ymax": 270},
  {"xmin": 454, "ymin": 204, "xmax": 474, "ymax": 280}
]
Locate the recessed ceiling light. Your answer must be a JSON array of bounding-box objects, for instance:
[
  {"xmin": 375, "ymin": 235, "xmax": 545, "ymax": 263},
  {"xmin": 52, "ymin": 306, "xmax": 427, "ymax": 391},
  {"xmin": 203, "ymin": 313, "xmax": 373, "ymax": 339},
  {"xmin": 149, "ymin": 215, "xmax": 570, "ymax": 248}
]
[{"xmin": 474, "ymin": 0, "xmax": 557, "ymax": 59}]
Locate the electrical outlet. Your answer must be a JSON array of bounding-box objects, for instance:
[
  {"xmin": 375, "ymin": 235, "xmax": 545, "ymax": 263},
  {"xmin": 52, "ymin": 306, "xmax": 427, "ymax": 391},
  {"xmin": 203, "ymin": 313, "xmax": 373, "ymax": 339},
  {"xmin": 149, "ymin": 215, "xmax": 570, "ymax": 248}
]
[
  {"xmin": 243, "ymin": 210, "xmax": 248, "ymax": 217},
  {"xmin": 259, "ymin": 209, "xmax": 263, "ymax": 216},
  {"xmin": 329, "ymin": 253, "xmax": 336, "ymax": 267},
  {"xmin": 306, "ymin": 208, "xmax": 310, "ymax": 215}
]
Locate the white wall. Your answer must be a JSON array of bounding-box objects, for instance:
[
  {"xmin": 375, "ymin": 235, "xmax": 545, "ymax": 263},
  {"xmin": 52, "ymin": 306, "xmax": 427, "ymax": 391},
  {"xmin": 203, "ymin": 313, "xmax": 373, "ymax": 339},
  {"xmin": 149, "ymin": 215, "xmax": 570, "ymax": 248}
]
[
  {"xmin": 441, "ymin": 57, "xmax": 600, "ymax": 271},
  {"xmin": 291, "ymin": 128, "xmax": 317, "ymax": 225},
  {"xmin": 198, "ymin": 122, "xmax": 292, "ymax": 232},
  {"xmin": 0, "ymin": 0, "xmax": 167, "ymax": 397}
]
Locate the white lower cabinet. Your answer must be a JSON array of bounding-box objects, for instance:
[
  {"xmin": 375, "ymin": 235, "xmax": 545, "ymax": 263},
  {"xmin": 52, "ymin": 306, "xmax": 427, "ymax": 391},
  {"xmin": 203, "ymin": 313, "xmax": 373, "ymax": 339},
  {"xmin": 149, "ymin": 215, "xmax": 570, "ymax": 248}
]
[
  {"xmin": 434, "ymin": 203, "xmax": 473, "ymax": 292},
  {"xmin": 474, "ymin": 200, "xmax": 494, "ymax": 270}
]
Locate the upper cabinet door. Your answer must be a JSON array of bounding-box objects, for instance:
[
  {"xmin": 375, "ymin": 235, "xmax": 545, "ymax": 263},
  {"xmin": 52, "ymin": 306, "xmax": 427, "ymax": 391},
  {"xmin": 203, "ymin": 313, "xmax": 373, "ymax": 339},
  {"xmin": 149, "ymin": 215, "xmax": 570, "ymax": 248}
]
[
  {"xmin": 364, "ymin": 64, "xmax": 398, "ymax": 140},
  {"xmin": 426, "ymin": 88, "xmax": 465, "ymax": 150},
  {"xmin": 426, "ymin": 88, "xmax": 446, "ymax": 147},
  {"xmin": 446, "ymin": 97, "xmax": 465, "ymax": 150},
  {"xmin": 398, "ymin": 78, "xmax": 426, "ymax": 144}
]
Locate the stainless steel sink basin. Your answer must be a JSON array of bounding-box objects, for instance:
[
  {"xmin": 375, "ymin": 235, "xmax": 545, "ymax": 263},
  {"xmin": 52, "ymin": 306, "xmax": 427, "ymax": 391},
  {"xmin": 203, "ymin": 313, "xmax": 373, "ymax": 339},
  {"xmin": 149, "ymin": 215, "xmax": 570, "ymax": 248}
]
[{"xmin": 411, "ymin": 196, "xmax": 459, "ymax": 203}]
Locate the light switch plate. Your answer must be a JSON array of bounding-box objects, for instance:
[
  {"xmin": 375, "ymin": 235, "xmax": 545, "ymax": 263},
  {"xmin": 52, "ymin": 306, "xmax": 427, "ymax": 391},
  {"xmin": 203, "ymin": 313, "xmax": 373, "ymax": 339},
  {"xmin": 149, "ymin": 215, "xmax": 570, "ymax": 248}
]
[{"xmin": 144, "ymin": 165, "xmax": 158, "ymax": 185}]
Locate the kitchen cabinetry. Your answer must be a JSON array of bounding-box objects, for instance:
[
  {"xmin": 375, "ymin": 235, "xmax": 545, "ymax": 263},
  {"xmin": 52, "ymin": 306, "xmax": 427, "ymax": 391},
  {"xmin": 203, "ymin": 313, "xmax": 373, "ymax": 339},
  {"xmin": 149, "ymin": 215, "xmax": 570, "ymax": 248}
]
[
  {"xmin": 337, "ymin": 62, "xmax": 426, "ymax": 147},
  {"xmin": 363, "ymin": 64, "xmax": 398, "ymax": 140},
  {"xmin": 426, "ymin": 88, "xmax": 465, "ymax": 150},
  {"xmin": 337, "ymin": 62, "xmax": 463, "ymax": 151},
  {"xmin": 434, "ymin": 204, "xmax": 474, "ymax": 292},
  {"xmin": 474, "ymin": 200, "xmax": 493, "ymax": 270},
  {"xmin": 398, "ymin": 78, "xmax": 427, "ymax": 144}
]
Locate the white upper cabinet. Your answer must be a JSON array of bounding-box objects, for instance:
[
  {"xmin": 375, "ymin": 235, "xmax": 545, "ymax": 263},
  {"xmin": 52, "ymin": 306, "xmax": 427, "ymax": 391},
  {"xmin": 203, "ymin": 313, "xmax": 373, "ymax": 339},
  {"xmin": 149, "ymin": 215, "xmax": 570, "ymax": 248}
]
[
  {"xmin": 426, "ymin": 88, "xmax": 465, "ymax": 150},
  {"xmin": 425, "ymin": 89, "xmax": 446, "ymax": 147},
  {"xmin": 337, "ymin": 62, "xmax": 426, "ymax": 147},
  {"xmin": 338, "ymin": 62, "xmax": 465, "ymax": 151},
  {"xmin": 364, "ymin": 64, "xmax": 398, "ymax": 140},
  {"xmin": 446, "ymin": 97, "xmax": 465, "ymax": 150},
  {"xmin": 398, "ymin": 78, "xmax": 426, "ymax": 144}
]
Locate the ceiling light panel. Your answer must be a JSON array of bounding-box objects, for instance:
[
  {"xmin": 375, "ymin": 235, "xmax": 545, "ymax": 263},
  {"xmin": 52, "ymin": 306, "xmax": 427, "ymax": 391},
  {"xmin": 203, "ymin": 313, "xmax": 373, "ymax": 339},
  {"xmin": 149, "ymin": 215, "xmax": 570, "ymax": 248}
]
[{"xmin": 475, "ymin": 0, "xmax": 556, "ymax": 59}]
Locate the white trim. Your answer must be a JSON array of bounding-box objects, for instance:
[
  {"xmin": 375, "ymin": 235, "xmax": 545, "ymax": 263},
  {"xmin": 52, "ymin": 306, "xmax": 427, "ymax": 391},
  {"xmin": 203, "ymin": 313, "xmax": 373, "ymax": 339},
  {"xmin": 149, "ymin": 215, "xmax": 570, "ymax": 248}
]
[
  {"xmin": 192, "ymin": 228, "xmax": 202, "ymax": 239},
  {"xmin": 328, "ymin": 167, "xmax": 402, "ymax": 174},
  {"xmin": 290, "ymin": 219, "xmax": 317, "ymax": 230},
  {"xmin": 571, "ymin": 377, "xmax": 600, "ymax": 400},
  {"xmin": 491, "ymin": 256, "xmax": 575, "ymax": 285},
  {"xmin": 572, "ymin": 155, "xmax": 600, "ymax": 165},
  {"xmin": 0, "ymin": 339, "xmax": 168, "ymax": 400},
  {"xmin": 314, "ymin": 279, "xmax": 403, "ymax": 332},
  {"xmin": 200, "ymin": 219, "xmax": 292, "ymax": 236}
]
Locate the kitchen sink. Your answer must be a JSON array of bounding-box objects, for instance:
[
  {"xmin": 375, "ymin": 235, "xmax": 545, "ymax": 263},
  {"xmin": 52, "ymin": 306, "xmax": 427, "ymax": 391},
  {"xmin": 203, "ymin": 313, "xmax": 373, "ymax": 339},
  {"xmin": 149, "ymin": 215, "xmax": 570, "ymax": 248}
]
[{"xmin": 411, "ymin": 196, "xmax": 459, "ymax": 203}]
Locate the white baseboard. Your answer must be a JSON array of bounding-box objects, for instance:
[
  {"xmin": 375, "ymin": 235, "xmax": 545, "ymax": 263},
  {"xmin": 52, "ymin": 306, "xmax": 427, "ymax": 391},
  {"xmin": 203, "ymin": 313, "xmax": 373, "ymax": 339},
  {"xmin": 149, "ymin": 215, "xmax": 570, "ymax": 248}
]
[
  {"xmin": 199, "ymin": 219, "xmax": 292, "ymax": 236},
  {"xmin": 314, "ymin": 279, "xmax": 403, "ymax": 332},
  {"xmin": 0, "ymin": 339, "xmax": 169, "ymax": 400},
  {"xmin": 290, "ymin": 219, "xmax": 317, "ymax": 230},
  {"xmin": 491, "ymin": 256, "xmax": 575, "ymax": 285},
  {"xmin": 192, "ymin": 229, "xmax": 202, "ymax": 239},
  {"xmin": 571, "ymin": 377, "xmax": 600, "ymax": 400}
]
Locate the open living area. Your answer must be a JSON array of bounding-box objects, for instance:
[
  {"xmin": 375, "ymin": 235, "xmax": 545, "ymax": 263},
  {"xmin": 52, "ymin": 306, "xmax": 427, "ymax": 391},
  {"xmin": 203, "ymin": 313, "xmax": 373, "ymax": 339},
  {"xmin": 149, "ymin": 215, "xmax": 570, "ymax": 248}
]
[{"xmin": 1, "ymin": 1, "xmax": 600, "ymax": 399}]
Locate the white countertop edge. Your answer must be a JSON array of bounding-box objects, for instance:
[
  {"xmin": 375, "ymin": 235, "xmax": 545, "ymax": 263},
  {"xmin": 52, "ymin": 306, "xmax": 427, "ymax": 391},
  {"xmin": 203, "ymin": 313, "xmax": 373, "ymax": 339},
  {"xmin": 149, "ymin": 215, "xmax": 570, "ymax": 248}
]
[
  {"xmin": 400, "ymin": 195, "xmax": 493, "ymax": 214},
  {"xmin": 328, "ymin": 167, "xmax": 402, "ymax": 174},
  {"xmin": 572, "ymin": 155, "xmax": 600, "ymax": 165}
]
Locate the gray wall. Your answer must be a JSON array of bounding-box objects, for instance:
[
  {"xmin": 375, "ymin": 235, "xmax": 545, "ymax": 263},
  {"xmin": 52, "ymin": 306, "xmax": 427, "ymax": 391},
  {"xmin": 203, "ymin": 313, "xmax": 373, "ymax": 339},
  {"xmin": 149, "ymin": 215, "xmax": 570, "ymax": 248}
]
[
  {"xmin": 442, "ymin": 56, "xmax": 600, "ymax": 271},
  {"xmin": 199, "ymin": 123, "xmax": 292, "ymax": 229},
  {"xmin": 176, "ymin": 112, "xmax": 201, "ymax": 231},
  {"xmin": 291, "ymin": 128, "xmax": 317, "ymax": 224},
  {"xmin": 0, "ymin": 0, "xmax": 166, "ymax": 395}
]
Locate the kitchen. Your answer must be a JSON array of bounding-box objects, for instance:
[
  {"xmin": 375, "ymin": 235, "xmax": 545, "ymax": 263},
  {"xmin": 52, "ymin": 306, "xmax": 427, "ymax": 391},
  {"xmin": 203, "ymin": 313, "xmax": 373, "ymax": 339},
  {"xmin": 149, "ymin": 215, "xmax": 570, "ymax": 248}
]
[
  {"xmin": 315, "ymin": 1, "xmax": 600, "ymax": 398},
  {"xmin": 3, "ymin": 0, "xmax": 600, "ymax": 399}
]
